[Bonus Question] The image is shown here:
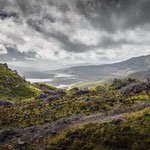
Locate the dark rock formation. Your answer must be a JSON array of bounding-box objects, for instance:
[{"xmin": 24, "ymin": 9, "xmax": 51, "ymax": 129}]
[
  {"xmin": 72, "ymin": 89, "xmax": 90, "ymax": 96},
  {"xmin": 119, "ymin": 81, "xmax": 150, "ymax": 95},
  {"xmin": 35, "ymin": 90, "xmax": 66, "ymax": 102},
  {"xmin": 111, "ymin": 78, "xmax": 138, "ymax": 90},
  {"xmin": 0, "ymin": 63, "xmax": 8, "ymax": 69}
]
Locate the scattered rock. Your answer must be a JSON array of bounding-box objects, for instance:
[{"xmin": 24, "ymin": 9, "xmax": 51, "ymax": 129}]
[
  {"xmin": 72, "ymin": 89, "xmax": 90, "ymax": 96},
  {"xmin": 0, "ymin": 99, "xmax": 14, "ymax": 107},
  {"xmin": 111, "ymin": 78, "xmax": 138, "ymax": 90},
  {"xmin": 15, "ymin": 140, "xmax": 27, "ymax": 150},
  {"xmin": 0, "ymin": 63, "xmax": 8, "ymax": 69},
  {"xmin": 51, "ymin": 131, "xmax": 57, "ymax": 135},
  {"xmin": 84, "ymin": 97, "xmax": 90, "ymax": 101},
  {"xmin": 0, "ymin": 129, "xmax": 18, "ymax": 142},
  {"xmin": 118, "ymin": 98, "xmax": 124, "ymax": 103},
  {"xmin": 35, "ymin": 90, "xmax": 66, "ymax": 102}
]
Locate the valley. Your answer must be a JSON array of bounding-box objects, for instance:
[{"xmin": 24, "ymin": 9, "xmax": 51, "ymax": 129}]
[{"xmin": 12, "ymin": 54, "xmax": 150, "ymax": 89}]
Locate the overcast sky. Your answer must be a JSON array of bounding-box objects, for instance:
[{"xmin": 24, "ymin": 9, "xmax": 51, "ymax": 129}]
[{"xmin": 0, "ymin": 0, "xmax": 150, "ymax": 70}]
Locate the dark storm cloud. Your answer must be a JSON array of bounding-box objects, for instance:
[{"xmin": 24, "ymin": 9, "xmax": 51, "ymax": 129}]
[
  {"xmin": 0, "ymin": 12, "xmax": 17, "ymax": 19},
  {"xmin": 76, "ymin": 0, "xmax": 150, "ymax": 31},
  {"xmin": 0, "ymin": 45, "xmax": 37, "ymax": 61},
  {"xmin": 0, "ymin": 0, "xmax": 150, "ymax": 66}
]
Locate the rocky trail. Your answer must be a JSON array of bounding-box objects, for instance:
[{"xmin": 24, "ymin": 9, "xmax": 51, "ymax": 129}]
[
  {"xmin": 0, "ymin": 112, "xmax": 127, "ymax": 145},
  {"xmin": 1, "ymin": 97, "xmax": 150, "ymax": 147},
  {"xmin": 1, "ymin": 99, "xmax": 150, "ymax": 145}
]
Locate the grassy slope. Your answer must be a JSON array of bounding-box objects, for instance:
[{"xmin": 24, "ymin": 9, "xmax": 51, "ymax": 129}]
[
  {"xmin": 1, "ymin": 77, "xmax": 150, "ymax": 149},
  {"xmin": 31, "ymin": 107, "xmax": 150, "ymax": 150},
  {"xmin": 0, "ymin": 67, "xmax": 41, "ymax": 100},
  {"xmin": 32, "ymin": 82, "xmax": 57, "ymax": 91},
  {"xmin": 70, "ymin": 79, "xmax": 113, "ymax": 89},
  {"xmin": 0, "ymin": 83, "xmax": 149, "ymax": 129}
]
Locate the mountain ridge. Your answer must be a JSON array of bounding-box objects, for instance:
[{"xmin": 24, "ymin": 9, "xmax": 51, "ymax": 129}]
[{"xmin": 48, "ymin": 54, "xmax": 150, "ymax": 81}]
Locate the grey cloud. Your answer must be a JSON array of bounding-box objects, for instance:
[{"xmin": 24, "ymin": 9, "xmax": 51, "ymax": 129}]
[
  {"xmin": 76, "ymin": 0, "xmax": 150, "ymax": 31},
  {"xmin": 0, "ymin": 11, "xmax": 17, "ymax": 19},
  {"xmin": 0, "ymin": 0, "xmax": 150, "ymax": 66},
  {"xmin": 0, "ymin": 45, "xmax": 37, "ymax": 61}
]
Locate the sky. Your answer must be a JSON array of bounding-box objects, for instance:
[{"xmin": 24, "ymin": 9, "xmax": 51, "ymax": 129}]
[{"xmin": 0, "ymin": 0, "xmax": 150, "ymax": 70}]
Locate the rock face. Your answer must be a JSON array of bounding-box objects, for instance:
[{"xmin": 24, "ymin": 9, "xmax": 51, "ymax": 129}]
[
  {"xmin": 0, "ymin": 99, "xmax": 14, "ymax": 107},
  {"xmin": 0, "ymin": 63, "xmax": 8, "ymax": 69},
  {"xmin": 119, "ymin": 81, "xmax": 150, "ymax": 95},
  {"xmin": 35, "ymin": 90, "xmax": 66, "ymax": 102},
  {"xmin": 111, "ymin": 78, "xmax": 138, "ymax": 90},
  {"xmin": 72, "ymin": 89, "xmax": 90, "ymax": 96}
]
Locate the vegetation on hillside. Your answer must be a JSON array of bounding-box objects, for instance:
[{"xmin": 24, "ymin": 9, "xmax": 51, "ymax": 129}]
[
  {"xmin": 0, "ymin": 65, "xmax": 150, "ymax": 150},
  {"xmin": 32, "ymin": 82, "xmax": 57, "ymax": 91},
  {"xmin": 33, "ymin": 107, "xmax": 150, "ymax": 150}
]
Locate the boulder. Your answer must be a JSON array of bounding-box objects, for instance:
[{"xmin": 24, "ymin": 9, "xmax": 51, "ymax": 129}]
[
  {"xmin": 0, "ymin": 129, "xmax": 17, "ymax": 142},
  {"xmin": 111, "ymin": 78, "xmax": 138, "ymax": 90},
  {"xmin": 0, "ymin": 99, "xmax": 14, "ymax": 107},
  {"xmin": 72, "ymin": 89, "xmax": 90, "ymax": 96},
  {"xmin": 35, "ymin": 90, "xmax": 66, "ymax": 102},
  {"xmin": 119, "ymin": 81, "xmax": 150, "ymax": 95}
]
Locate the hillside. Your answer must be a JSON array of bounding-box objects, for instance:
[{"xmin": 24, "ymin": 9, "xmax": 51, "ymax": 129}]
[
  {"xmin": 0, "ymin": 63, "xmax": 41, "ymax": 100},
  {"xmin": 1, "ymin": 74, "xmax": 150, "ymax": 149},
  {"xmin": 129, "ymin": 69, "xmax": 150, "ymax": 79},
  {"xmin": 49, "ymin": 54, "xmax": 150, "ymax": 81},
  {"xmin": 1, "ymin": 65, "xmax": 150, "ymax": 149}
]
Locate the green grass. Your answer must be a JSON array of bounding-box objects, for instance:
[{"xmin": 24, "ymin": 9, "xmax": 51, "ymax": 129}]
[
  {"xmin": 1, "ymin": 72, "xmax": 150, "ymax": 150},
  {"xmin": 70, "ymin": 80, "xmax": 113, "ymax": 89},
  {"xmin": 0, "ymin": 67, "xmax": 41, "ymax": 100},
  {"xmin": 33, "ymin": 82, "xmax": 57, "ymax": 91},
  {"xmin": 30, "ymin": 107, "xmax": 150, "ymax": 150}
]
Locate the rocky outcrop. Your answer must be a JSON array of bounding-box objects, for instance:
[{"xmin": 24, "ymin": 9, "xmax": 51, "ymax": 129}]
[
  {"xmin": 0, "ymin": 63, "xmax": 8, "ymax": 69},
  {"xmin": 111, "ymin": 78, "xmax": 138, "ymax": 90},
  {"xmin": 35, "ymin": 90, "xmax": 66, "ymax": 102},
  {"xmin": 72, "ymin": 89, "xmax": 90, "ymax": 96},
  {"xmin": 119, "ymin": 81, "xmax": 150, "ymax": 95}
]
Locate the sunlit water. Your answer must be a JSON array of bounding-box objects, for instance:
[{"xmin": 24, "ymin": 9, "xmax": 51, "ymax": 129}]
[
  {"xmin": 26, "ymin": 78, "xmax": 53, "ymax": 83},
  {"xmin": 26, "ymin": 74, "xmax": 76, "ymax": 88}
]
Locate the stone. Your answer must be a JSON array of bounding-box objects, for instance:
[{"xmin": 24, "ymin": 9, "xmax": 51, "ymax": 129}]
[
  {"xmin": 51, "ymin": 131, "xmax": 57, "ymax": 135},
  {"xmin": 84, "ymin": 97, "xmax": 90, "ymax": 101},
  {"xmin": 118, "ymin": 98, "xmax": 124, "ymax": 103},
  {"xmin": 119, "ymin": 81, "xmax": 150, "ymax": 95},
  {"xmin": 0, "ymin": 99, "xmax": 14, "ymax": 107}
]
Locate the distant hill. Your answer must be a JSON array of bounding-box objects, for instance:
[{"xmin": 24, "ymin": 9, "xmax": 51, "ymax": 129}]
[
  {"xmin": 49, "ymin": 54, "xmax": 150, "ymax": 81},
  {"xmin": 128, "ymin": 69, "xmax": 150, "ymax": 79},
  {"xmin": 7, "ymin": 54, "xmax": 150, "ymax": 86}
]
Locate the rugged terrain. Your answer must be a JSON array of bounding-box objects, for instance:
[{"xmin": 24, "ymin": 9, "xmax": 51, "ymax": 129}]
[{"xmin": 1, "ymin": 64, "xmax": 150, "ymax": 149}]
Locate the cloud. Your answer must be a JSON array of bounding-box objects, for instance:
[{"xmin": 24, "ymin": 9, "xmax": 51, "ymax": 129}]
[
  {"xmin": 0, "ymin": 0, "xmax": 150, "ymax": 69},
  {"xmin": 0, "ymin": 45, "xmax": 37, "ymax": 61}
]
